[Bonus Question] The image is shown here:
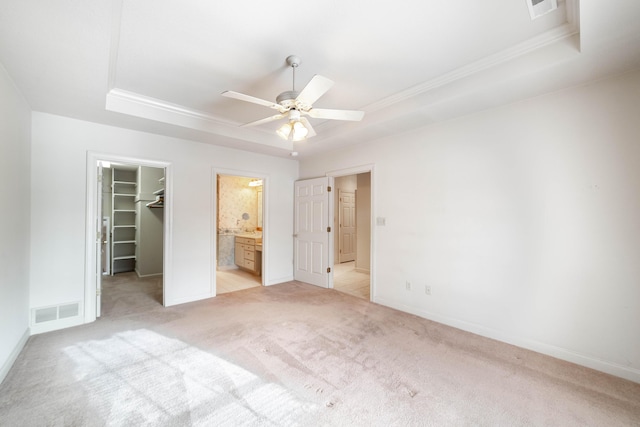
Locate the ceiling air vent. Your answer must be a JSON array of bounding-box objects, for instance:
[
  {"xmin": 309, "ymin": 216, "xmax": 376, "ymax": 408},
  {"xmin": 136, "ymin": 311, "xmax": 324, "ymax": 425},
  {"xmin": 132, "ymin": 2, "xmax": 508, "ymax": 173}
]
[{"xmin": 527, "ymin": 0, "xmax": 558, "ymax": 20}]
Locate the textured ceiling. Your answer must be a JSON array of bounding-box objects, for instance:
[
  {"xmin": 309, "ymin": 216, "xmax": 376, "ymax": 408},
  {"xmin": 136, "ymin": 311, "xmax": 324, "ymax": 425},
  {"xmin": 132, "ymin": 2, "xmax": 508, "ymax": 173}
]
[{"xmin": 1, "ymin": 0, "xmax": 639, "ymax": 158}]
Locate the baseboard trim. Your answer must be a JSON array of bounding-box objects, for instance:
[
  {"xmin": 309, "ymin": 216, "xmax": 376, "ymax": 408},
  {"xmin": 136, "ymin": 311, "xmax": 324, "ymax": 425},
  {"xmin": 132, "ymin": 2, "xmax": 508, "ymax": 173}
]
[
  {"xmin": 267, "ymin": 275, "xmax": 294, "ymax": 286},
  {"xmin": 135, "ymin": 270, "xmax": 163, "ymax": 278},
  {"xmin": 0, "ymin": 328, "xmax": 30, "ymax": 385},
  {"xmin": 216, "ymin": 265, "xmax": 238, "ymax": 271},
  {"xmin": 30, "ymin": 315, "xmax": 84, "ymax": 335},
  {"xmin": 374, "ymin": 296, "xmax": 640, "ymax": 384},
  {"xmin": 165, "ymin": 292, "xmax": 213, "ymax": 307}
]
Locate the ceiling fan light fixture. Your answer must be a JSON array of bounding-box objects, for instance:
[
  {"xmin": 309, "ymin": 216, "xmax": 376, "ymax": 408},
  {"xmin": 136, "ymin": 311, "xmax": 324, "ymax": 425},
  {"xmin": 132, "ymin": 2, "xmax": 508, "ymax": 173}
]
[
  {"xmin": 276, "ymin": 109, "xmax": 309, "ymax": 141},
  {"xmin": 276, "ymin": 122, "xmax": 292, "ymax": 139},
  {"xmin": 292, "ymin": 121, "xmax": 309, "ymax": 140},
  {"xmin": 277, "ymin": 119, "xmax": 309, "ymax": 142}
]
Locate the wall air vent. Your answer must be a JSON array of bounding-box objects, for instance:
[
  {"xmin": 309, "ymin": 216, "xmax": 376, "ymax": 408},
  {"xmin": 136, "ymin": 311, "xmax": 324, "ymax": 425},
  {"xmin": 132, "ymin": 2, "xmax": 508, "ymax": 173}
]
[
  {"xmin": 527, "ymin": 0, "xmax": 558, "ymax": 20},
  {"xmin": 33, "ymin": 302, "xmax": 80, "ymax": 324}
]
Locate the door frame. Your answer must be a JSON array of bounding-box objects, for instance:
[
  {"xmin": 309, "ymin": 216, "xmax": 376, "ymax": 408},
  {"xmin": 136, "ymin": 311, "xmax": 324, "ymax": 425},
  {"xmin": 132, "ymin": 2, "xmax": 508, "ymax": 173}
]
[
  {"xmin": 325, "ymin": 164, "xmax": 375, "ymax": 300},
  {"xmin": 85, "ymin": 151, "xmax": 172, "ymax": 323},
  {"xmin": 212, "ymin": 167, "xmax": 269, "ymax": 295}
]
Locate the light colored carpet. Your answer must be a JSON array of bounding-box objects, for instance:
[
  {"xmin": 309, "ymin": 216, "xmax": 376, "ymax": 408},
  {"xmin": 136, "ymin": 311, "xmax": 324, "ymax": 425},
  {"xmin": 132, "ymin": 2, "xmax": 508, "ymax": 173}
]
[
  {"xmin": 1, "ymin": 280, "xmax": 639, "ymax": 426},
  {"xmin": 100, "ymin": 272, "xmax": 163, "ymax": 317}
]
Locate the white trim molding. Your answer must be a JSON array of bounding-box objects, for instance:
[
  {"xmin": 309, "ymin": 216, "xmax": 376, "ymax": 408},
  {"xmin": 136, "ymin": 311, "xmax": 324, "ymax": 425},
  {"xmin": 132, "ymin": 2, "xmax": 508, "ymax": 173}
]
[
  {"xmin": 0, "ymin": 328, "xmax": 29, "ymax": 384},
  {"xmin": 85, "ymin": 151, "xmax": 173, "ymax": 321},
  {"xmin": 375, "ymin": 296, "xmax": 640, "ymax": 384}
]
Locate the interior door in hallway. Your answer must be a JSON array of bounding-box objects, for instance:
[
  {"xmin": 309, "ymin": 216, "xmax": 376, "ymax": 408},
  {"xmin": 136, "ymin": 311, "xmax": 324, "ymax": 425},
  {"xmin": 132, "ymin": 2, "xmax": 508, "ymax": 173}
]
[
  {"xmin": 96, "ymin": 163, "xmax": 103, "ymax": 317},
  {"xmin": 294, "ymin": 177, "xmax": 330, "ymax": 288},
  {"xmin": 339, "ymin": 190, "xmax": 356, "ymax": 263}
]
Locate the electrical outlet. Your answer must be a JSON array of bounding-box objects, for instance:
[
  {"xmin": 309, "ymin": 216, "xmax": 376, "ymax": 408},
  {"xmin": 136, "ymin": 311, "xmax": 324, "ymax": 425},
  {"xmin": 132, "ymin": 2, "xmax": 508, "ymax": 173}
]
[
  {"xmin": 406, "ymin": 281, "xmax": 411, "ymax": 291},
  {"xmin": 425, "ymin": 285, "xmax": 431, "ymax": 295}
]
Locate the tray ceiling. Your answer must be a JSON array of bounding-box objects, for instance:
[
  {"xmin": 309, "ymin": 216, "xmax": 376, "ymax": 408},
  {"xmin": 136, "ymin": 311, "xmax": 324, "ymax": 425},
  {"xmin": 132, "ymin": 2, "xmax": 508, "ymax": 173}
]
[{"xmin": 1, "ymin": 0, "xmax": 639, "ymax": 157}]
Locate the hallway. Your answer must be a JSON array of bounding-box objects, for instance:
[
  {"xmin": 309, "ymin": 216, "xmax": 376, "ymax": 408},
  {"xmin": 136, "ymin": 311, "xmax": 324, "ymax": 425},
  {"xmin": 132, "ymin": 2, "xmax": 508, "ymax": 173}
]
[{"xmin": 333, "ymin": 261, "xmax": 370, "ymax": 300}]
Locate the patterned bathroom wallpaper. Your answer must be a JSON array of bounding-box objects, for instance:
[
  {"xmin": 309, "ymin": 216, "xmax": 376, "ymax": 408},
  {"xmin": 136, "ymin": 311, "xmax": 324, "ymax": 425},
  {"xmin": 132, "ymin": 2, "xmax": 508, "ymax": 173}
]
[{"xmin": 217, "ymin": 175, "xmax": 259, "ymax": 232}]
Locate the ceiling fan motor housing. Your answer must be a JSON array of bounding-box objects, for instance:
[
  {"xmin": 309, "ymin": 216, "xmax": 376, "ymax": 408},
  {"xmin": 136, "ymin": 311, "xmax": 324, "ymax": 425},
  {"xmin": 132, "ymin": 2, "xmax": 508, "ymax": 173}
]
[
  {"xmin": 276, "ymin": 90, "xmax": 299, "ymax": 109},
  {"xmin": 277, "ymin": 92, "xmax": 314, "ymax": 112},
  {"xmin": 287, "ymin": 109, "xmax": 301, "ymax": 121}
]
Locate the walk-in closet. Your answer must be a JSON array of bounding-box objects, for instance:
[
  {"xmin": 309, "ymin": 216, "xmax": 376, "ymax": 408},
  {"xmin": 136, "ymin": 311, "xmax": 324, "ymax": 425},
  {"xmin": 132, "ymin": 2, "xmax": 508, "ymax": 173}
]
[{"xmin": 101, "ymin": 164, "xmax": 165, "ymax": 277}]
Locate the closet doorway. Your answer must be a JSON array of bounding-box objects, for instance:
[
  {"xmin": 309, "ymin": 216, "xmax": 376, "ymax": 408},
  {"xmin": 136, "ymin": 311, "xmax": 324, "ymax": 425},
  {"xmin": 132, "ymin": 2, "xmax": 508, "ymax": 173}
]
[
  {"xmin": 97, "ymin": 160, "xmax": 166, "ymax": 318},
  {"xmin": 216, "ymin": 174, "xmax": 264, "ymax": 294}
]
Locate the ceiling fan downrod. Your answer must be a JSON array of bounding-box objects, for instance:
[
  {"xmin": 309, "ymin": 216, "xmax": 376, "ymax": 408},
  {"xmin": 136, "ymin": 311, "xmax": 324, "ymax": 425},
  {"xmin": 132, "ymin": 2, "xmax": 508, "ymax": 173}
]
[
  {"xmin": 286, "ymin": 55, "xmax": 301, "ymax": 92},
  {"xmin": 276, "ymin": 55, "xmax": 302, "ymax": 107}
]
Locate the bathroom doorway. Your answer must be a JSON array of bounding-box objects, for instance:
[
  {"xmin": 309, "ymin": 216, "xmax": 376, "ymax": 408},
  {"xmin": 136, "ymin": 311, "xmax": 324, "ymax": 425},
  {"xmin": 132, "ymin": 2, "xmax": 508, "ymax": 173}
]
[{"xmin": 216, "ymin": 174, "xmax": 264, "ymax": 294}]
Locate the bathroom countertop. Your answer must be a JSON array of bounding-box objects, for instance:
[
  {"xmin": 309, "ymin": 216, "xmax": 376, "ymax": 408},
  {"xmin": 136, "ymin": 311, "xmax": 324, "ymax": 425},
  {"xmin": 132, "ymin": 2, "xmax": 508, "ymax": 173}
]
[
  {"xmin": 217, "ymin": 231, "xmax": 261, "ymax": 237},
  {"xmin": 235, "ymin": 232, "xmax": 262, "ymax": 239},
  {"xmin": 235, "ymin": 232, "xmax": 262, "ymax": 244}
]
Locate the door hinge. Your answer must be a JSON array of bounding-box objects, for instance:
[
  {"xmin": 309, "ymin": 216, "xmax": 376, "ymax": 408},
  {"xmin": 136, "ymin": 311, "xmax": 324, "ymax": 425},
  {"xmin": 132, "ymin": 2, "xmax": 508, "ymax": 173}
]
[
  {"xmin": 96, "ymin": 288, "xmax": 101, "ymax": 296},
  {"xmin": 98, "ymin": 175, "xmax": 103, "ymax": 183},
  {"xmin": 327, "ymin": 267, "xmax": 331, "ymax": 273},
  {"xmin": 327, "ymin": 226, "xmax": 331, "ymax": 232},
  {"xmin": 97, "ymin": 231, "xmax": 101, "ymax": 240},
  {"xmin": 327, "ymin": 186, "xmax": 332, "ymax": 192}
]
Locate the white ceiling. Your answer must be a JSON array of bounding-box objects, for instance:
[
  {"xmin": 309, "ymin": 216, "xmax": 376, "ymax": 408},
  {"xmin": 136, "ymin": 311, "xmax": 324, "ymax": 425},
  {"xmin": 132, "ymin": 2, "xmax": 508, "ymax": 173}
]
[{"xmin": 1, "ymin": 0, "xmax": 639, "ymax": 158}]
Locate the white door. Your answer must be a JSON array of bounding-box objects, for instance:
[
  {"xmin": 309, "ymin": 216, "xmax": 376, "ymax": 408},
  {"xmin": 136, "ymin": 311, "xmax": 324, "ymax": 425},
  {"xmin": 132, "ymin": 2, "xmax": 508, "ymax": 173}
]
[
  {"xmin": 102, "ymin": 217, "xmax": 110, "ymax": 275},
  {"xmin": 294, "ymin": 177, "xmax": 330, "ymax": 288},
  {"xmin": 96, "ymin": 163, "xmax": 103, "ymax": 317},
  {"xmin": 339, "ymin": 190, "xmax": 356, "ymax": 263}
]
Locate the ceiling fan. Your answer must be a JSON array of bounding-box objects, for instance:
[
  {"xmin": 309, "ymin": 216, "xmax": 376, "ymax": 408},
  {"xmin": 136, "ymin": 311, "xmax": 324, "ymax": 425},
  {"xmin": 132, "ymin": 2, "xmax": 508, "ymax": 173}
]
[{"xmin": 222, "ymin": 55, "xmax": 365, "ymax": 141}]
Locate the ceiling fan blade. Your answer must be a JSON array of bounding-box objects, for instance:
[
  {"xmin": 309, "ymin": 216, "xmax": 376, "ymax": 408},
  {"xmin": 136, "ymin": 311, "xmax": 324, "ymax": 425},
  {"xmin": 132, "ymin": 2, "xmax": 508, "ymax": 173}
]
[
  {"xmin": 300, "ymin": 117, "xmax": 316, "ymax": 138},
  {"xmin": 241, "ymin": 114, "xmax": 285, "ymax": 127},
  {"xmin": 221, "ymin": 90, "xmax": 286, "ymax": 113},
  {"xmin": 306, "ymin": 108, "xmax": 365, "ymax": 121},
  {"xmin": 296, "ymin": 75, "xmax": 334, "ymax": 106}
]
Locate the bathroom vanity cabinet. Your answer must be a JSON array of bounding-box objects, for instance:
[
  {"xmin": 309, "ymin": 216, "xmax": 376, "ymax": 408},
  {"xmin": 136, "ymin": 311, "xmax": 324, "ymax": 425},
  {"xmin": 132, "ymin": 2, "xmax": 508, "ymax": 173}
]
[{"xmin": 234, "ymin": 235, "xmax": 262, "ymax": 275}]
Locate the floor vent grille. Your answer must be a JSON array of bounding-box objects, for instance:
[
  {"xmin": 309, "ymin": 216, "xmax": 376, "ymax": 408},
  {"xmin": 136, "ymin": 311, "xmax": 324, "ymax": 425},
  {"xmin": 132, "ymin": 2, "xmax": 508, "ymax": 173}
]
[{"xmin": 33, "ymin": 302, "xmax": 80, "ymax": 324}]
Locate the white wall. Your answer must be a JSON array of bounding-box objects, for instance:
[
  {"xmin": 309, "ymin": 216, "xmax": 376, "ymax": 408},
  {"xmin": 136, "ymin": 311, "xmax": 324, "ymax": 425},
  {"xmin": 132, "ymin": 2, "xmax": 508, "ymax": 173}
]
[
  {"xmin": 0, "ymin": 64, "xmax": 31, "ymax": 382},
  {"xmin": 135, "ymin": 166, "xmax": 165, "ymax": 277},
  {"xmin": 30, "ymin": 113, "xmax": 298, "ymax": 327},
  {"xmin": 300, "ymin": 70, "xmax": 640, "ymax": 382}
]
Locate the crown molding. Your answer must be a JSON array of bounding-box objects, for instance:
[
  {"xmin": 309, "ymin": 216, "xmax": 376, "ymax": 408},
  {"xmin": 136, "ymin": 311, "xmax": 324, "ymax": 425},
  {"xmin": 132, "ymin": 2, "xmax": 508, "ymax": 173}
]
[
  {"xmin": 106, "ymin": 88, "xmax": 292, "ymax": 150},
  {"xmin": 365, "ymin": 21, "xmax": 580, "ymax": 114},
  {"xmin": 107, "ymin": 88, "xmax": 235, "ymax": 126}
]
